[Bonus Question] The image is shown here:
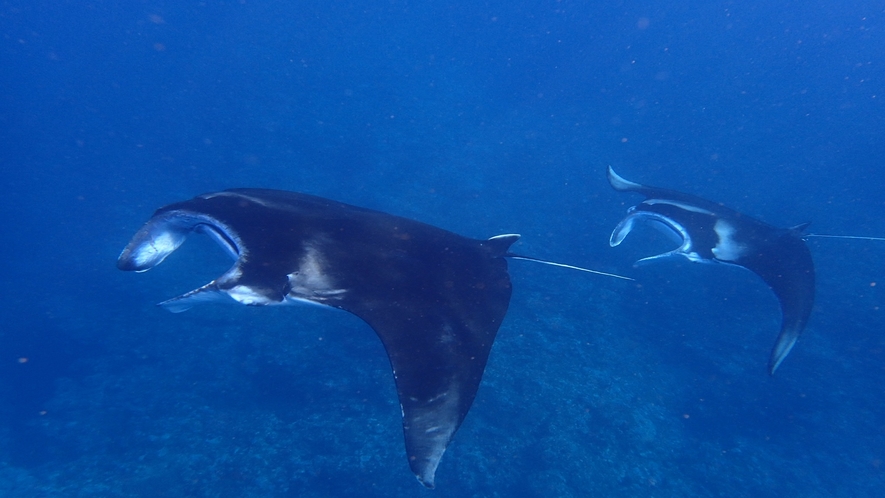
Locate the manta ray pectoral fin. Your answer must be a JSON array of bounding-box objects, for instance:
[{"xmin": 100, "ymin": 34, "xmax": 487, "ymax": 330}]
[
  {"xmin": 739, "ymin": 232, "xmax": 815, "ymax": 374},
  {"xmin": 349, "ymin": 233, "xmax": 517, "ymax": 488}
]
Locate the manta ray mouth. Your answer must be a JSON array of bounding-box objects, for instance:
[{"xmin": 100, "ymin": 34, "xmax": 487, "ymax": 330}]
[
  {"xmin": 609, "ymin": 210, "xmax": 695, "ymax": 264},
  {"xmin": 117, "ymin": 211, "xmax": 247, "ymax": 310}
]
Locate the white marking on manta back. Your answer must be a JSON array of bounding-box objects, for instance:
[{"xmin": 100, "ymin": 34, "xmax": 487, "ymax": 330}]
[
  {"xmin": 286, "ymin": 242, "xmax": 347, "ymax": 302},
  {"xmin": 643, "ymin": 198, "xmax": 716, "ymax": 216},
  {"xmin": 712, "ymin": 219, "xmax": 746, "ymax": 262}
]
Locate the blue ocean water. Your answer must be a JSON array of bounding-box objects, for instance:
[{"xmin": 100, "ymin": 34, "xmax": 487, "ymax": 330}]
[{"xmin": 2, "ymin": 0, "xmax": 884, "ymax": 496}]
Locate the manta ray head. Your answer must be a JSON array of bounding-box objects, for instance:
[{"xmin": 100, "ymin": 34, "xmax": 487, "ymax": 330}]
[
  {"xmin": 118, "ymin": 206, "xmax": 348, "ymax": 312},
  {"xmin": 609, "ymin": 208, "xmax": 702, "ymax": 264},
  {"xmin": 117, "ymin": 210, "xmax": 256, "ymax": 311}
]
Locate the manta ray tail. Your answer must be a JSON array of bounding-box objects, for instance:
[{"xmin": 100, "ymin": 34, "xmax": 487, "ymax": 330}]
[
  {"xmin": 485, "ymin": 232, "xmax": 634, "ymax": 280},
  {"xmin": 505, "ymin": 254, "xmax": 634, "ymax": 281},
  {"xmin": 804, "ymin": 233, "xmax": 885, "ymax": 242}
]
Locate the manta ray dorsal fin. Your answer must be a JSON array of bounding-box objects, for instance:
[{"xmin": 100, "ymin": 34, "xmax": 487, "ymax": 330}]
[{"xmin": 484, "ymin": 234, "xmax": 521, "ymax": 256}]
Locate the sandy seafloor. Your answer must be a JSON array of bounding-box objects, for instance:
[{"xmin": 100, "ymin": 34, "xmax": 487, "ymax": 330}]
[{"xmin": 1, "ymin": 1, "xmax": 884, "ymax": 496}]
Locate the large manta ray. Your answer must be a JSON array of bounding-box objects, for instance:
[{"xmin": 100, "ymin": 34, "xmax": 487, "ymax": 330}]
[
  {"xmin": 606, "ymin": 167, "xmax": 815, "ymax": 374},
  {"xmin": 117, "ymin": 189, "xmax": 515, "ymax": 487},
  {"xmin": 117, "ymin": 189, "xmax": 628, "ymax": 487}
]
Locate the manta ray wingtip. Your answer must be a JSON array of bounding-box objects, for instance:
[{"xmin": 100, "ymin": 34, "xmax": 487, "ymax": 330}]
[
  {"xmin": 409, "ymin": 449, "xmax": 442, "ymax": 488},
  {"xmin": 416, "ymin": 474, "xmax": 435, "ymax": 489},
  {"xmin": 768, "ymin": 330, "xmax": 800, "ymax": 375}
]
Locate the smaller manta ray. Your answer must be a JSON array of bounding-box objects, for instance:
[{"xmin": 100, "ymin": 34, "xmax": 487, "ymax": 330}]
[
  {"xmin": 118, "ymin": 189, "xmax": 628, "ymax": 488},
  {"xmin": 606, "ymin": 167, "xmax": 815, "ymax": 374}
]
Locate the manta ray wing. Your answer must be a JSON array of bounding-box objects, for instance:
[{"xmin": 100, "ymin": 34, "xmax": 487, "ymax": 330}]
[
  {"xmin": 338, "ymin": 237, "xmax": 513, "ymax": 487},
  {"xmin": 730, "ymin": 226, "xmax": 815, "ymax": 374}
]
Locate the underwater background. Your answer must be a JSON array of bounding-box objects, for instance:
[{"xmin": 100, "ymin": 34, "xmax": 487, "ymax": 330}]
[{"xmin": 2, "ymin": 1, "xmax": 884, "ymax": 496}]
